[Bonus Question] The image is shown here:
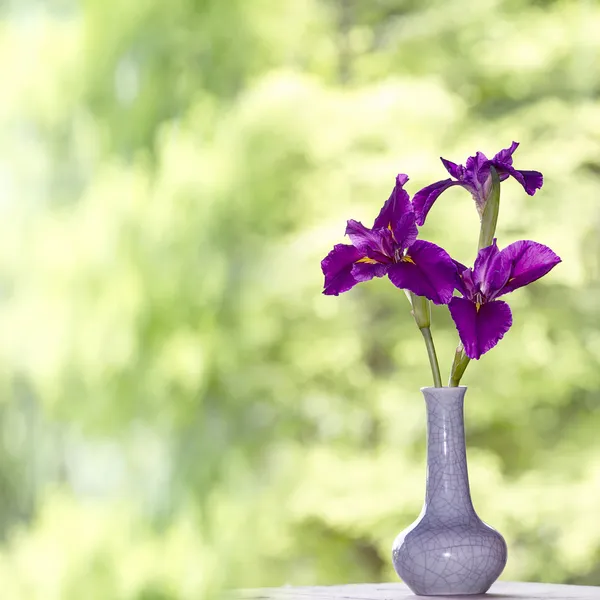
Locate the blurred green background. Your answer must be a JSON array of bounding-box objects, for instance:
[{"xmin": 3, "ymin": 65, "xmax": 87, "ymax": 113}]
[{"xmin": 0, "ymin": 0, "xmax": 599, "ymax": 597}]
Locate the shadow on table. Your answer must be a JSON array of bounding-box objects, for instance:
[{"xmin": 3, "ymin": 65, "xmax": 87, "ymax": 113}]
[{"xmin": 385, "ymin": 595, "xmax": 525, "ymax": 600}]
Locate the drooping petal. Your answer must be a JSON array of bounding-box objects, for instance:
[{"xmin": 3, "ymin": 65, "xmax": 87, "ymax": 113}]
[
  {"xmin": 321, "ymin": 244, "xmax": 363, "ymax": 296},
  {"xmin": 373, "ymin": 174, "xmax": 417, "ymax": 246},
  {"xmin": 412, "ymin": 179, "xmax": 460, "ymax": 226},
  {"xmin": 351, "ymin": 260, "xmax": 389, "ymax": 282},
  {"xmin": 449, "ymin": 297, "xmax": 513, "ymax": 360},
  {"xmin": 387, "ymin": 240, "xmax": 458, "ymax": 304},
  {"xmin": 494, "ymin": 240, "xmax": 561, "ymax": 297},
  {"xmin": 449, "ymin": 297, "xmax": 478, "ymax": 356},
  {"xmin": 489, "ymin": 162, "xmax": 543, "ymax": 196},
  {"xmin": 441, "ymin": 157, "xmax": 464, "ymax": 180}
]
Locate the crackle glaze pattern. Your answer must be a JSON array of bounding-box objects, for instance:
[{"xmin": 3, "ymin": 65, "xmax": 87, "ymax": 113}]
[{"xmin": 392, "ymin": 387, "xmax": 507, "ymax": 596}]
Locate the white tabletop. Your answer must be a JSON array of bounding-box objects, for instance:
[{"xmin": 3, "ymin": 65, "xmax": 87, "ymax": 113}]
[{"xmin": 237, "ymin": 581, "xmax": 600, "ymax": 599}]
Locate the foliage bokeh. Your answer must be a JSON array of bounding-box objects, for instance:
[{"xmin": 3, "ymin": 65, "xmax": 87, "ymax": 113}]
[{"xmin": 0, "ymin": 0, "xmax": 600, "ymax": 597}]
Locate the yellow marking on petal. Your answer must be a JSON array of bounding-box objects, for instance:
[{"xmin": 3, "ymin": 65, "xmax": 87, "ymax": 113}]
[
  {"xmin": 475, "ymin": 302, "xmax": 481, "ymax": 311},
  {"xmin": 401, "ymin": 255, "xmax": 415, "ymax": 264},
  {"xmin": 387, "ymin": 223, "xmax": 397, "ymax": 242},
  {"xmin": 356, "ymin": 257, "xmax": 378, "ymax": 264}
]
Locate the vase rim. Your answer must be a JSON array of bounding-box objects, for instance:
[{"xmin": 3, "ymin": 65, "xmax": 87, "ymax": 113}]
[{"xmin": 420, "ymin": 386, "xmax": 467, "ymax": 391}]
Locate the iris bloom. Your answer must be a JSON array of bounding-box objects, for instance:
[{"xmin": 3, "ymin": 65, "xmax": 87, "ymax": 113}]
[
  {"xmin": 321, "ymin": 175, "xmax": 458, "ymax": 304},
  {"xmin": 413, "ymin": 142, "xmax": 544, "ymax": 226},
  {"xmin": 449, "ymin": 239, "xmax": 561, "ymax": 359}
]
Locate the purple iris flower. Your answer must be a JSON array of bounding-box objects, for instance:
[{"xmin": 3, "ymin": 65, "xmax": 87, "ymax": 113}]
[
  {"xmin": 449, "ymin": 239, "xmax": 561, "ymax": 360},
  {"xmin": 321, "ymin": 174, "xmax": 458, "ymax": 304},
  {"xmin": 413, "ymin": 142, "xmax": 544, "ymax": 226}
]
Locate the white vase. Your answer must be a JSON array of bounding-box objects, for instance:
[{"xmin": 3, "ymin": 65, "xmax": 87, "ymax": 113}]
[{"xmin": 392, "ymin": 386, "xmax": 507, "ymax": 596}]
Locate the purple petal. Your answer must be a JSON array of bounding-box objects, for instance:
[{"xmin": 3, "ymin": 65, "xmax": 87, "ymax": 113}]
[
  {"xmin": 462, "ymin": 268, "xmax": 476, "ymax": 296},
  {"xmin": 412, "ymin": 179, "xmax": 460, "ymax": 226},
  {"xmin": 449, "ymin": 297, "xmax": 513, "ymax": 360},
  {"xmin": 492, "ymin": 141, "xmax": 519, "ymax": 166},
  {"xmin": 457, "ymin": 269, "xmax": 474, "ymax": 299},
  {"xmin": 464, "ymin": 151, "xmax": 489, "ymax": 187},
  {"xmin": 453, "ymin": 258, "xmax": 468, "ymax": 273},
  {"xmin": 489, "ymin": 162, "xmax": 543, "ymax": 195},
  {"xmin": 364, "ymin": 247, "xmax": 393, "ymax": 265},
  {"xmin": 441, "ymin": 157, "xmax": 464, "ymax": 180},
  {"xmin": 396, "ymin": 173, "xmax": 409, "ymax": 186},
  {"xmin": 346, "ymin": 219, "xmax": 395, "ymax": 262},
  {"xmin": 345, "ymin": 219, "xmax": 383, "ymax": 252},
  {"xmin": 463, "ymin": 151, "xmax": 492, "ymax": 210},
  {"xmin": 450, "ymin": 259, "xmax": 471, "ymax": 297},
  {"xmin": 472, "ymin": 241, "xmax": 500, "ymax": 289},
  {"xmin": 373, "ymin": 175, "xmax": 412, "ymax": 229},
  {"xmin": 321, "ymin": 243, "xmax": 363, "ymax": 296},
  {"xmin": 351, "ymin": 261, "xmax": 389, "ymax": 282},
  {"xmin": 494, "ymin": 240, "xmax": 561, "ymax": 297},
  {"xmin": 387, "ymin": 239, "xmax": 458, "ymax": 305},
  {"xmin": 471, "ymin": 240, "xmax": 511, "ymax": 299},
  {"xmin": 373, "ymin": 174, "xmax": 417, "ymax": 246},
  {"xmin": 392, "ymin": 212, "xmax": 418, "ymax": 251},
  {"xmin": 515, "ymin": 170, "xmax": 544, "ymax": 194}
]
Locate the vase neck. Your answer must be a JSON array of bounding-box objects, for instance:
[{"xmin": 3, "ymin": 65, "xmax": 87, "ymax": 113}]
[{"xmin": 422, "ymin": 387, "xmax": 475, "ymax": 520}]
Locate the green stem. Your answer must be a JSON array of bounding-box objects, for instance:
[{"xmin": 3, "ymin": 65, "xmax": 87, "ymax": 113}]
[
  {"xmin": 420, "ymin": 327, "xmax": 442, "ymax": 388},
  {"xmin": 478, "ymin": 166, "xmax": 500, "ymax": 250}
]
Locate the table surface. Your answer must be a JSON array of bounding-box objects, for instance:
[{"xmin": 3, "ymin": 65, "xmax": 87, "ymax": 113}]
[{"xmin": 237, "ymin": 581, "xmax": 600, "ymax": 600}]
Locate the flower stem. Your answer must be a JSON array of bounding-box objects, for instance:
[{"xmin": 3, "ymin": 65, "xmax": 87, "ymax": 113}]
[
  {"xmin": 478, "ymin": 166, "xmax": 500, "ymax": 250},
  {"xmin": 406, "ymin": 292, "xmax": 442, "ymax": 387},
  {"xmin": 421, "ymin": 327, "xmax": 443, "ymax": 388}
]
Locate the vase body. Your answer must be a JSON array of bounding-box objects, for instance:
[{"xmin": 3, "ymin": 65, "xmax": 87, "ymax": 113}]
[{"xmin": 392, "ymin": 387, "xmax": 507, "ymax": 596}]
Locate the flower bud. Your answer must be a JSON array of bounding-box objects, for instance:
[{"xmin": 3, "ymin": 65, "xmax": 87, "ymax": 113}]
[{"xmin": 408, "ymin": 291, "xmax": 431, "ymax": 329}]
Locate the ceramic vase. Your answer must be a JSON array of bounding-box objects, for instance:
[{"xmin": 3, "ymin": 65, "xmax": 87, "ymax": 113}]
[{"xmin": 392, "ymin": 386, "xmax": 507, "ymax": 596}]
